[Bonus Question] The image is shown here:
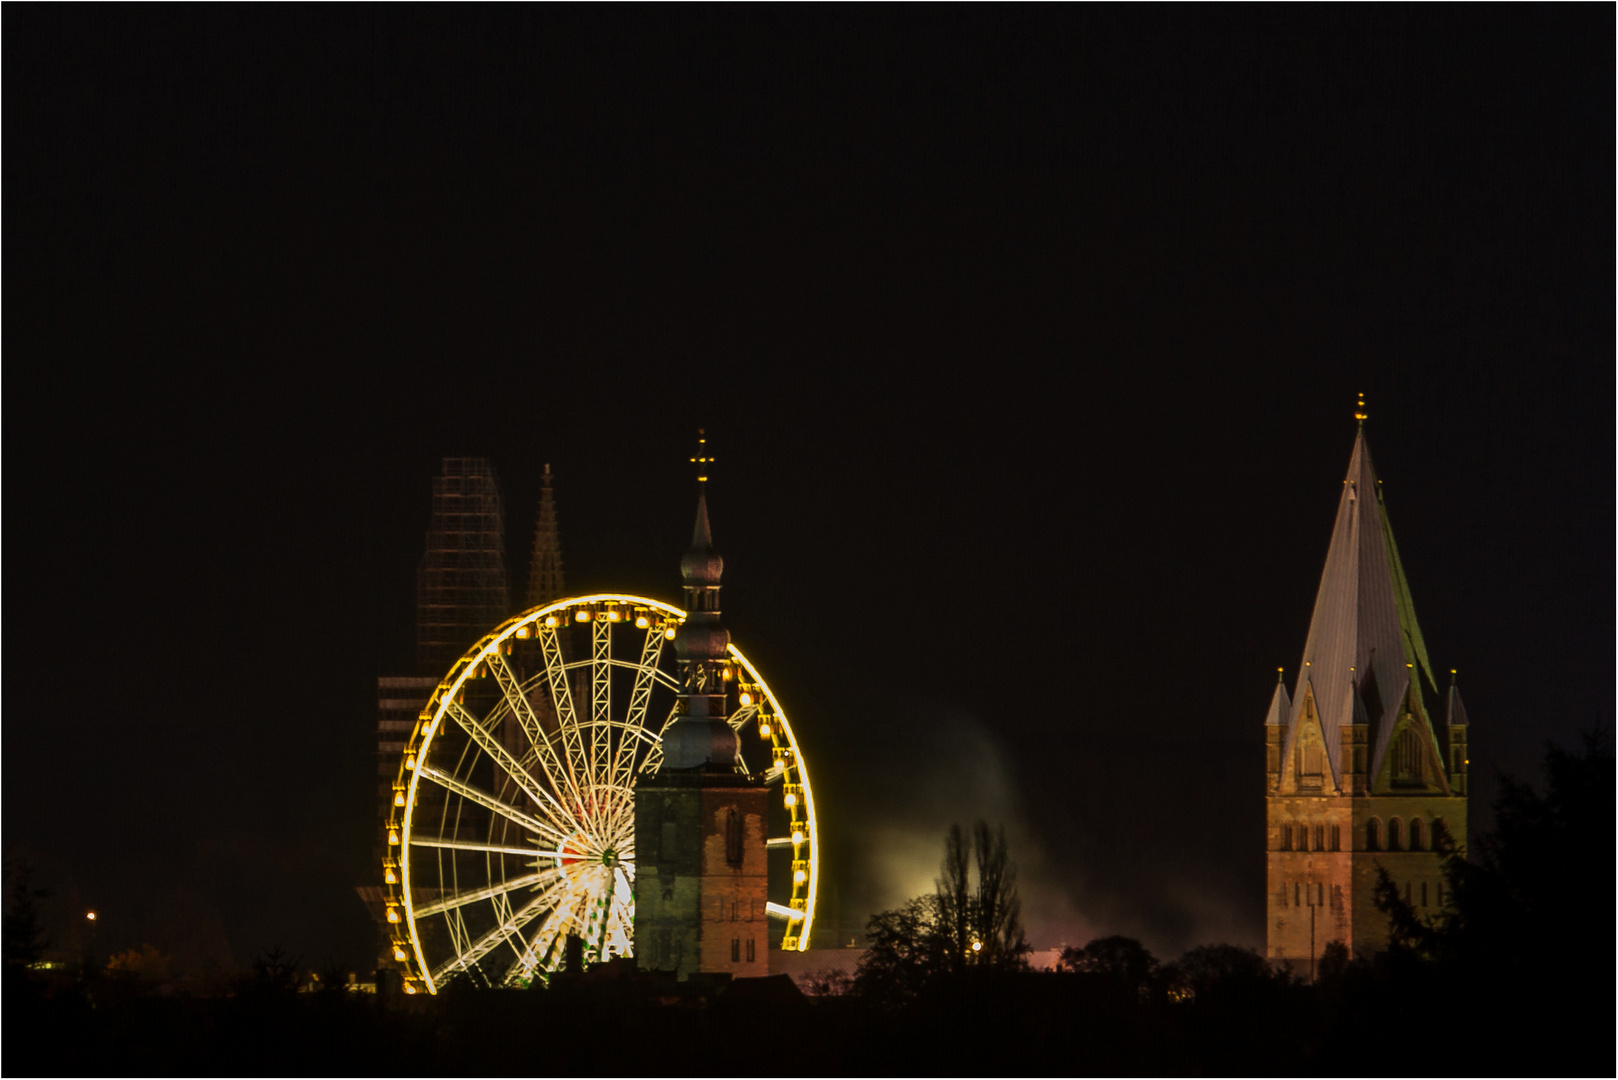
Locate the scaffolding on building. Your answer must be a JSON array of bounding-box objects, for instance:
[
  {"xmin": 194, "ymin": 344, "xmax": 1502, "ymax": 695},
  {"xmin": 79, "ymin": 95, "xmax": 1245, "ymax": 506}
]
[{"xmin": 416, "ymin": 457, "xmax": 510, "ymax": 672}]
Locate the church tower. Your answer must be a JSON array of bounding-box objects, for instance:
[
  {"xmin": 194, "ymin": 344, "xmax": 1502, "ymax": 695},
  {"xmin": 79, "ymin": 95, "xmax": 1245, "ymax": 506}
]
[
  {"xmin": 1266, "ymin": 402, "xmax": 1469, "ymax": 973},
  {"xmin": 633, "ymin": 434, "xmax": 770, "ymax": 979}
]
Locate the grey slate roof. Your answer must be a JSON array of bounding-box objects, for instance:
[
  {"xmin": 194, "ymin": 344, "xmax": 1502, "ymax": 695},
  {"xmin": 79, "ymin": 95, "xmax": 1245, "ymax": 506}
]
[
  {"xmin": 1446, "ymin": 682, "xmax": 1471, "ymax": 729},
  {"xmin": 1280, "ymin": 429, "xmax": 1442, "ymax": 787},
  {"xmin": 1264, "ymin": 679, "xmax": 1291, "ymax": 726}
]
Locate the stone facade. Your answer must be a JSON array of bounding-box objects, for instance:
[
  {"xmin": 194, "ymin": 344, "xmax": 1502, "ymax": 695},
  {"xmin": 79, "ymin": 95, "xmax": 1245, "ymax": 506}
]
[{"xmin": 634, "ymin": 774, "xmax": 770, "ymax": 980}]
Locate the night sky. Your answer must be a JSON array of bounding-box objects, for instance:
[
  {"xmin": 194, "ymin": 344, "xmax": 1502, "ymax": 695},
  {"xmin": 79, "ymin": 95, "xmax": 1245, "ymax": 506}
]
[{"xmin": 6, "ymin": 8, "xmax": 1611, "ymax": 970}]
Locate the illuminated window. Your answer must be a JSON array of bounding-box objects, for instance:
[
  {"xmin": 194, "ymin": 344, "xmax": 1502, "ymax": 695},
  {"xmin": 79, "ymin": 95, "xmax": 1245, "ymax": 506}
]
[
  {"xmin": 725, "ymin": 809, "xmax": 743, "ymax": 866},
  {"xmin": 1409, "ymin": 818, "xmax": 1425, "ymax": 851},
  {"xmin": 1330, "ymin": 824, "xmax": 1341, "ymax": 851},
  {"xmin": 1388, "ymin": 818, "xmax": 1403, "ymax": 852},
  {"xmin": 1366, "ymin": 818, "xmax": 1382, "ymax": 851}
]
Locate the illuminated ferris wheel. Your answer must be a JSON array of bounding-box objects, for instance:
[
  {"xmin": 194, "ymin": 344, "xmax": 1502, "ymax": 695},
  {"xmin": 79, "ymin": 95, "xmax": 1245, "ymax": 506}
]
[{"xmin": 381, "ymin": 593, "xmax": 817, "ymax": 994}]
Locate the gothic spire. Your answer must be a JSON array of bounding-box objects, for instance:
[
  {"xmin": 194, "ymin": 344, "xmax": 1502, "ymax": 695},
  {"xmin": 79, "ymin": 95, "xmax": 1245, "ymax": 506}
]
[
  {"xmin": 526, "ymin": 464, "xmax": 566, "ymax": 608},
  {"xmin": 1280, "ymin": 422, "xmax": 1440, "ymax": 786}
]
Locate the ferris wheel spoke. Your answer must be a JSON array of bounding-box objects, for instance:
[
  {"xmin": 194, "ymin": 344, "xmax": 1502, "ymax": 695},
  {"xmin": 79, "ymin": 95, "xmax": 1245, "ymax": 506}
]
[
  {"xmin": 727, "ymin": 704, "xmax": 758, "ymax": 731},
  {"xmin": 430, "ymin": 886, "xmax": 553, "ymax": 984},
  {"xmin": 444, "ymin": 698, "xmax": 576, "ymax": 833},
  {"xmin": 414, "ymin": 868, "xmax": 554, "ymax": 919},
  {"xmin": 418, "ymin": 765, "xmax": 570, "ymax": 843},
  {"xmin": 409, "ymin": 837, "xmax": 546, "ymax": 858},
  {"xmin": 483, "ymin": 652, "xmax": 583, "ymax": 812},
  {"xmin": 505, "ymin": 871, "xmax": 601, "ymax": 983},
  {"xmin": 590, "ymin": 618, "xmax": 611, "ymax": 791},
  {"xmin": 611, "ymin": 624, "xmax": 668, "ymax": 791},
  {"xmin": 538, "ymin": 625, "xmax": 591, "ymax": 794}
]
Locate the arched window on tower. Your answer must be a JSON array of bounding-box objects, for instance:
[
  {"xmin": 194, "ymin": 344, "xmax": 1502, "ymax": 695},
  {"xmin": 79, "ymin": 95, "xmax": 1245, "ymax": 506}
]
[
  {"xmin": 1298, "ymin": 738, "xmax": 1325, "ymax": 789},
  {"xmin": 1409, "ymin": 818, "xmax": 1425, "ymax": 851},
  {"xmin": 1387, "ymin": 817, "xmax": 1403, "ymax": 852},
  {"xmin": 1313, "ymin": 824, "xmax": 1325, "ymax": 851},
  {"xmin": 1392, "ymin": 728, "xmax": 1427, "ymax": 786},
  {"xmin": 725, "ymin": 809, "xmax": 743, "ymax": 866},
  {"xmin": 1366, "ymin": 818, "xmax": 1382, "ymax": 852},
  {"xmin": 1330, "ymin": 824, "xmax": 1341, "ymax": 851},
  {"xmin": 1280, "ymin": 823, "xmax": 1293, "ymax": 852}
]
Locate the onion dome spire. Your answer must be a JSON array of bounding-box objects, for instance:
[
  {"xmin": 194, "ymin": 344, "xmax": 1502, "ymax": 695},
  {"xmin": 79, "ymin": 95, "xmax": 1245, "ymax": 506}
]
[{"xmin": 661, "ymin": 429, "xmax": 740, "ymax": 771}]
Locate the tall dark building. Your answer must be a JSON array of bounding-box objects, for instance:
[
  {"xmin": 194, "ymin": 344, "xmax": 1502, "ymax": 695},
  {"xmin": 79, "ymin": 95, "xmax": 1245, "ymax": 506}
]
[
  {"xmin": 362, "ymin": 457, "xmax": 517, "ymax": 949},
  {"xmin": 634, "ymin": 446, "xmax": 770, "ymax": 980},
  {"xmin": 1265, "ymin": 411, "xmax": 1469, "ymax": 973},
  {"xmin": 416, "ymin": 458, "xmax": 510, "ymax": 671}
]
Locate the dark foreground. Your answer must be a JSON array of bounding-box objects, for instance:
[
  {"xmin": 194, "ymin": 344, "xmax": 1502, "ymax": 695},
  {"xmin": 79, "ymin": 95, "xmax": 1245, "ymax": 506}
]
[{"xmin": 4, "ymin": 958, "xmax": 1610, "ymax": 1077}]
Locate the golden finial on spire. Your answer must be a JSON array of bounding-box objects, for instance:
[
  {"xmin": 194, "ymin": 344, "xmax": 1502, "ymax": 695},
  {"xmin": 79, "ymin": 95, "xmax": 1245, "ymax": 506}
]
[
  {"xmin": 1354, "ymin": 392, "xmax": 1368, "ymax": 425},
  {"xmin": 689, "ymin": 427, "xmax": 714, "ymax": 483}
]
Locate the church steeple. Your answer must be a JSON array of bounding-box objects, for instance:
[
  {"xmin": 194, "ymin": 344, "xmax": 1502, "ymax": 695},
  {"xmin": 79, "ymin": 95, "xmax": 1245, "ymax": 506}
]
[
  {"xmin": 526, "ymin": 464, "xmax": 566, "ymax": 608},
  {"xmin": 661, "ymin": 430, "xmax": 740, "ymax": 771},
  {"xmin": 1281, "ymin": 422, "xmax": 1442, "ymax": 789},
  {"xmin": 1264, "ymin": 407, "xmax": 1468, "ymax": 976}
]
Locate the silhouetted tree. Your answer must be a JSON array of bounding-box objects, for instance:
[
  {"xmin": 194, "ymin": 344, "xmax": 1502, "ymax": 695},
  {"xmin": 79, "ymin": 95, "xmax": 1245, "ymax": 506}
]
[
  {"xmin": 1160, "ymin": 943, "xmax": 1284, "ymax": 1001},
  {"xmin": 1059, "ymin": 935, "xmax": 1159, "ymax": 999},
  {"xmin": 852, "ymin": 896, "xmax": 944, "ymax": 1005},
  {"xmin": 2, "ymin": 864, "xmax": 50, "ymax": 972}
]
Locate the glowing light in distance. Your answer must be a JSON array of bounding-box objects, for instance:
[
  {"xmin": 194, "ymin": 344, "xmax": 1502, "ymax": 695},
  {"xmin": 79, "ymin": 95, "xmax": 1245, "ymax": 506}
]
[
  {"xmin": 664, "ymin": 628, "xmax": 676, "ymax": 639},
  {"xmin": 393, "ymin": 946, "xmax": 407, "ymax": 962},
  {"xmin": 575, "ymin": 610, "xmax": 590, "ymax": 622},
  {"xmin": 971, "ymin": 940, "xmax": 983, "ymax": 953},
  {"xmin": 607, "ymin": 609, "xmax": 621, "ymax": 622},
  {"xmin": 545, "ymin": 616, "xmax": 559, "ymax": 628},
  {"xmin": 635, "ymin": 615, "xmax": 650, "ymax": 629},
  {"xmin": 86, "ymin": 911, "xmax": 97, "ymax": 922},
  {"xmin": 738, "ymin": 692, "xmax": 753, "ymax": 706}
]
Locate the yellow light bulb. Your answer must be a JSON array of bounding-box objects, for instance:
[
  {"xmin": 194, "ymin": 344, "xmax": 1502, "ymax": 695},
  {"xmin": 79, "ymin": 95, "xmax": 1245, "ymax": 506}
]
[
  {"xmin": 759, "ymin": 723, "xmax": 771, "ymax": 737},
  {"xmin": 784, "ymin": 793, "xmax": 797, "ymax": 807},
  {"xmin": 607, "ymin": 609, "xmax": 621, "ymax": 622},
  {"xmin": 394, "ymin": 791, "xmax": 405, "ymax": 807},
  {"xmin": 792, "ymin": 830, "xmax": 804, "ymax": 845},
  {"xmin": 384, "ymin": 868, "xmax": 397, "ymax": 884},
  {"xmin": 665, "ymin": 628, "xmax": 676, "ymax": 640},
  {"xmin": 516, "ymin": 625, "xmax": 530, "ymax": 639},
  {"xmin": 738, "ymin": 692, "xmax": 753, "ymax": 706},
  {"xmin": 576, "ymin": 610, "xmax": 591, "ymax": 622},
  {"xmin": 387, "ymin": 908, "xmax": 400, "ymax": 923},
  {"xmin": 793, "ymin": 869, "xmax": 807, "ymax": 884},
  {"xmin": 635, "ymin": 616, "xmax": 650, "ymax": 629},
  {"xmin": 405, "ymin": 755, "xmax": 416, "ymax": 771},
  {"xmin": 388, "ymin": 830, "xmax": 400, "ymax": 845},
  {"xmin": 545, "ymin": 616, "xmax": 558, "ymax": 628},
  {"xmin": 403, "ymin": 983, "xmax": 417, "ymax": 994},
  {"xmin": 393, "ymin": 946, "xmax": 407, "ymax": 962}
]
